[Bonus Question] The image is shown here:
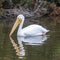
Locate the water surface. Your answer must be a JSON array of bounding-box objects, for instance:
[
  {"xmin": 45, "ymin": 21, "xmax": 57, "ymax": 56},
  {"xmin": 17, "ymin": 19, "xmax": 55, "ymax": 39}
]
[{"xmin": 0, "ymin": 16, "xmax": 60, "ymax": 60}]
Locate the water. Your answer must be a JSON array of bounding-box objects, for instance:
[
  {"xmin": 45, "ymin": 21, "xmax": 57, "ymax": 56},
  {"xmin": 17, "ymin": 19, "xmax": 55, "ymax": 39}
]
[{"xmin": 0, "ymin": 16, "xmax": 60, "ymax": 60}]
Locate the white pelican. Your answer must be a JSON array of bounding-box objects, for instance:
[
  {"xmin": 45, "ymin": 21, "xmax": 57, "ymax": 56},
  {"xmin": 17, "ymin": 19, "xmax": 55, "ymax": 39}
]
[{"xmin": 9, "ymin": 14, "xmax": 49, "ymax": 37}]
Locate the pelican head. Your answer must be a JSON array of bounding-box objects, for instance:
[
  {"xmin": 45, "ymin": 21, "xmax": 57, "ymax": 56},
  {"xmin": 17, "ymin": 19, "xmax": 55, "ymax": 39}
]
[
  {"xmin": 9, "ymin": 14, "xmax": 25, "ymax": 36},
  {"xmin": 17, "ymin": 14, "xmax": 25, "ymax": 21}
]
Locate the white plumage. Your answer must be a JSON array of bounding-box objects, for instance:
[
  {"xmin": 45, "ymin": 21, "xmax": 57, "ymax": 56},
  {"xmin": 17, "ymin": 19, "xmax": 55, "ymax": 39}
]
[
  {"xmin": 17, "ymin": 14, "xmax": 49, "ymax": 36},
  {"xmin": 17, "ymin": 24, "xmax": 49, "ymax": 36}
]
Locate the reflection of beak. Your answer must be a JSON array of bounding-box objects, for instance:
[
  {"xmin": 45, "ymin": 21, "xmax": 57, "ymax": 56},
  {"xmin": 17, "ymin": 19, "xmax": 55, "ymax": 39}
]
[
  {"xmin": 9, "ymin": 36, "xmax": 20, "ymax": 56},
  {"xmin": 9, "ymin": 18, "xmax": 22, "ymax": 36}
]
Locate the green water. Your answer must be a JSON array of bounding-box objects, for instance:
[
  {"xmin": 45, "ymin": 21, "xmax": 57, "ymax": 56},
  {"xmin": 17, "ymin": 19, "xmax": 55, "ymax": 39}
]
[{"xmin": 0, "ymin": 16, "xmax": 60, "ymax": 60}]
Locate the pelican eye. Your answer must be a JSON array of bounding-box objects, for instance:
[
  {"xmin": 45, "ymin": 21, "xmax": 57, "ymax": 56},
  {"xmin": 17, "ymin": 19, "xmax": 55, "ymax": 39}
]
[{"xmin": 17, "ymin": 18, "xmax": 22, "ymax": 24}]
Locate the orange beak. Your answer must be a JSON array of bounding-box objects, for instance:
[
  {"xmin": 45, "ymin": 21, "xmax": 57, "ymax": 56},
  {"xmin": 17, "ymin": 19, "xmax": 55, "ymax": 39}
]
[{"xmin": 9, "ymin": 18, "xmax": 22, "ymax": 36}]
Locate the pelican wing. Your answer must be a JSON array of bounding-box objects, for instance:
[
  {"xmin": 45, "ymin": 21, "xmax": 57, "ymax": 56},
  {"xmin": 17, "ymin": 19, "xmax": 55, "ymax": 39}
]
[{"xmin": 19, "ymin": 24, "xmax": 49, "ymax": 36}]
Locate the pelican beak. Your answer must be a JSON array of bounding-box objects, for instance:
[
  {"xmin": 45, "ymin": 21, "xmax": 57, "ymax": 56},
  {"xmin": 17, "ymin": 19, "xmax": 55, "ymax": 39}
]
[{"xmin": 9, "ymin": 18, "xmax": 22, "ymax": 36}]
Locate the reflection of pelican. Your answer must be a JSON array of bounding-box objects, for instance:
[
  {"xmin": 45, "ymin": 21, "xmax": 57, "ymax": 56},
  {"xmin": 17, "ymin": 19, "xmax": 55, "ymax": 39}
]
[
  {"xmin": 9, "ymin": 37, "xmax": 25, "ymax": 58},
  {"xmin": 17, "ymin": 35, "xmax": 48, "ymax": 45},
  {"xmin": 9, "ymin": 35, "xmax": 48, "ymax": 58},
  {"xmin": 9, "ymin": 14, "xmax": 49, "ymax": 36}
]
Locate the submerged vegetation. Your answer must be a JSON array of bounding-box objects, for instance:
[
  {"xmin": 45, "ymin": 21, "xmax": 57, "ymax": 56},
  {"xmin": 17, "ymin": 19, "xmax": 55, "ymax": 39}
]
[{"xmin": 0, "ymin": 0, "xmax": 60, "ymax": 19}]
